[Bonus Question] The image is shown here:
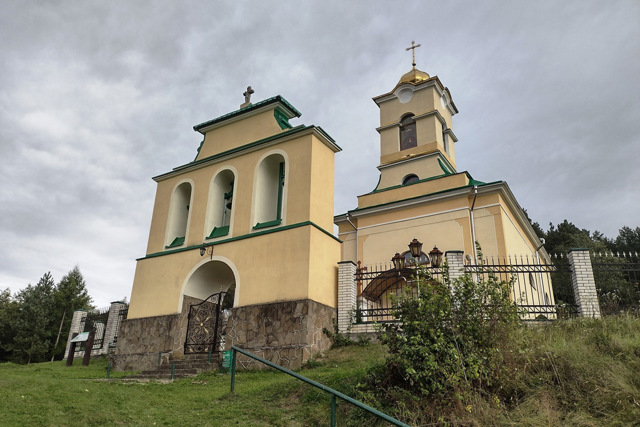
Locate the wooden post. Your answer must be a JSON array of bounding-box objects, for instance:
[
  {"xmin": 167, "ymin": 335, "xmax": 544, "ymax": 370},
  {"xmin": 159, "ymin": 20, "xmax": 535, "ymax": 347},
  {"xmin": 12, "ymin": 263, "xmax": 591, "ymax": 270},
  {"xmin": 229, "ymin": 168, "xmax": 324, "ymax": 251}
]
[
  {"xmin": 66, "ymin": 333, "xmax": 78, "ymax": 367},
  {"xmin": 82, "ymin": 329, "xmax": 95, "ymax": 366}
]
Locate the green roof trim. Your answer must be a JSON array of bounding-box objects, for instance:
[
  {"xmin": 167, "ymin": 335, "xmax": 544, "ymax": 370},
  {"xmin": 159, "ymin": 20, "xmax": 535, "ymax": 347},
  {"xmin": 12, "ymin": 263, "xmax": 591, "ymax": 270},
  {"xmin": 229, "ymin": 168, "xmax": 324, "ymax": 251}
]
[
  {"xmin": 165, "ymin": 236, "xmax": 185, "ymax": 249},
  {"xmin": 194, "ymin": 139, "xmax": 204, "ymax": 161},
  {"xmin": 254, "ymin": 219, "xmax": 282, "ymax": 230},
  {"xmin": 274, "ymin": 109, "xmax": 292, "ymax": 130},
  {"xmin": 155, "ymin": 124, "xmax": 340, "ymax": 181},
  {"xmin": 437, "ymin": 158, "xmax": 453, "ymax": 175},
  {"xmin": 372, "ymin": 171, "xmax": 484, "ymax": 194},
  {"xmin": 373, "ymin": 174, "xmax": 382, "ymax": 192},
  {"xmin": 350, "ymin": 178, "xmax": 503, "ymax": 215},
  {"xmin": 193, "ymin": 95, "xmax": 301, "ymax": 132},
  {"xmin": 207, "ymin": 226, "xmax": 229, "ymax": 239},
  {"xmin": 137, "ymin": 221, "xmax": 341, "ymax": 261}
]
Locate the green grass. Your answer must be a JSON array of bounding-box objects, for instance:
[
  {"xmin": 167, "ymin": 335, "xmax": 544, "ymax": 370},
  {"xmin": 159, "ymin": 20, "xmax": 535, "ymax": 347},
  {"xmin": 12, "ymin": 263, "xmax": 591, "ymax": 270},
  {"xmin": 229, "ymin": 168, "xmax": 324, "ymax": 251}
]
[
  {"xmin": 0, "ymin": 344, "xmax": 387, "ymax": 426},
  {"xmin": 2, "ymin": 315, "xmax": 640, "ymax": 426}
]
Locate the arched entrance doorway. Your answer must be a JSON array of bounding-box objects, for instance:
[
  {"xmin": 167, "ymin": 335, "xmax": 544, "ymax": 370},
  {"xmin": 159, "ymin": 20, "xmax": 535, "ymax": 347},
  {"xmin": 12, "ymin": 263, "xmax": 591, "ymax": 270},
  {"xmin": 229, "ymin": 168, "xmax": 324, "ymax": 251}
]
[{"xmin": 181, "ymin": 260, "xmax": 237, "ymax": 354}]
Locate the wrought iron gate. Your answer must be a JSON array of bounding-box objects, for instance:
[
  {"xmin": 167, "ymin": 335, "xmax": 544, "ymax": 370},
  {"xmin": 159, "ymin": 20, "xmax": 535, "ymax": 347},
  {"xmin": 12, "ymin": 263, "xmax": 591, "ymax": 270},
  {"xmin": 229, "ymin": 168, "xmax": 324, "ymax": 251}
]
[
  {"xmin": 184, "ymin": 292, "xmax": 227, "ymax": 354},
  {"xmin": 81, "ymin": 308, "xmax": 109, "ymax": 350}
]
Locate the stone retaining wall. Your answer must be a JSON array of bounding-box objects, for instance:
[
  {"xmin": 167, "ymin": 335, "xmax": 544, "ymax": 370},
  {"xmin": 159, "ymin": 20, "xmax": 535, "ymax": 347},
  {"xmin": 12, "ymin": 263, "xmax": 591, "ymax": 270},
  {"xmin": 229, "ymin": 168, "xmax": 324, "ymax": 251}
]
[
  {"xmin": 111, "ymin": 296, "xmax": 204, "ymax": 371},
  {"xmin": 225, "ymin": 299, "xmax": 335, "ymax": 370}
]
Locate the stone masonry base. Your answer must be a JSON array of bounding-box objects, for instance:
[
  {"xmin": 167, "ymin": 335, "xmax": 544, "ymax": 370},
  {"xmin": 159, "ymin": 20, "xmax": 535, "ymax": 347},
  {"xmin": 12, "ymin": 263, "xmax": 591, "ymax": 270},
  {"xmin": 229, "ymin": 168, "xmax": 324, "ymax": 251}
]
[{"xmin": 225, "ymin": 299, "xmax": 336, "ymax": 370}]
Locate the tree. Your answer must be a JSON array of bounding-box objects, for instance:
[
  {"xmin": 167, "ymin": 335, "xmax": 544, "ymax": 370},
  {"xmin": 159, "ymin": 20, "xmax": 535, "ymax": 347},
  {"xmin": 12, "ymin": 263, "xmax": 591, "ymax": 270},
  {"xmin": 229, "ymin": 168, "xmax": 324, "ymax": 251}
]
[
  {"xmin": 50, "ymin": 266, "xmax": 93, "ymax": 360},
  {"xmin": 0, "ymin": 288, "xmax": 18, "ymax": 362},
  {"xmin": 10, "ymin": 273, "xmax": 57, "ymax": 364},
  {"xmin": 609, "ymin": 226, "xmax": 640, "ymax": 254}
]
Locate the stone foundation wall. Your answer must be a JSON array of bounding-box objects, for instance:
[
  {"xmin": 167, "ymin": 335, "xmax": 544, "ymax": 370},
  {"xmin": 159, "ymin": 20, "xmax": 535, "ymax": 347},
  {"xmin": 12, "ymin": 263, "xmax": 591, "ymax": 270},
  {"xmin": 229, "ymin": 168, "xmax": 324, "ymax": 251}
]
[
  {"xmin": 225, "ymin": 299, "xmax": 335, "ymax": 370},
  {"xmin": 111, "ymin": 296, "xmax": 205, "ymax": 371},
  {"xmin": 110, "ymin": 313, "xmax": 183, "ymax": 371}
]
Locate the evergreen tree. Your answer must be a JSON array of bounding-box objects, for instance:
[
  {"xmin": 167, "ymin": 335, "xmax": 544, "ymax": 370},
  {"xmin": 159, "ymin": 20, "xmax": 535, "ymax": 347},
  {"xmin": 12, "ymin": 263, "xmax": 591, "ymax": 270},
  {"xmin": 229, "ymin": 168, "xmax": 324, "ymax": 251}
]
[
  {"xmin": 11, "ymin": 273, "xmax": 57, "ymax": 364},
  {"xmin": 50, "ymin": 266, "xmax": 93, "ymax": 360},
  {"xmin": 0, "ymin": 288, "xmax": 18, "ymax": 362}
]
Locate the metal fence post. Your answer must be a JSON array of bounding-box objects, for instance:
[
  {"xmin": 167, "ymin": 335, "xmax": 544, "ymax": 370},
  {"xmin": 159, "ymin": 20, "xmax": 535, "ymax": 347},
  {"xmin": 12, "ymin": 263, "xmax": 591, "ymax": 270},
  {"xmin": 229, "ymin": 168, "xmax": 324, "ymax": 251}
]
[
  {"xmin": 331, "ymin": 395, "xmax": 336, "ymax": 426},
  {"xmin": 230, "ymin": 348, "xmax": 237, "ymax": 393}
]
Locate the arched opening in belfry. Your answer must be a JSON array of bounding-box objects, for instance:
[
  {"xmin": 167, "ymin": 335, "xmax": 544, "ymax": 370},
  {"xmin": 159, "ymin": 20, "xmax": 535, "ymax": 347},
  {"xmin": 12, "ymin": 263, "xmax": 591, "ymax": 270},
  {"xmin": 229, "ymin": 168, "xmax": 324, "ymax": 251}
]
[{"xmin": 181, "ymin": 260, "xmax": 236, "ymax": 309}]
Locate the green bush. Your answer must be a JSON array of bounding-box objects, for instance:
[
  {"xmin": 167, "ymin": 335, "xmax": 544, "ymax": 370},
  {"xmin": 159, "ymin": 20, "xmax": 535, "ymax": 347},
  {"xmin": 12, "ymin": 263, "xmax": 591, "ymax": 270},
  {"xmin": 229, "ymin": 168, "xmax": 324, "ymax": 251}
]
[{"xmin": 363, "ymin": 259, "xmax": 522, "ymax": 401}]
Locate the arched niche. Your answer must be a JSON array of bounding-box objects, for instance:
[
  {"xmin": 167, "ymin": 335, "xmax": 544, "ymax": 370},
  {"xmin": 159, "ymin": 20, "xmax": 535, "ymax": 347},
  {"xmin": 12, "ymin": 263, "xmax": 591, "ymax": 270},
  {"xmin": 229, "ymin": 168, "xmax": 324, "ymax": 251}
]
[
  {"xmin": 165, "ymin": 181, "xmax": 192, "ymax": 248},
  {"xmin": 205, "ymin": 169, "xmax": 235, "ymax": 239}
]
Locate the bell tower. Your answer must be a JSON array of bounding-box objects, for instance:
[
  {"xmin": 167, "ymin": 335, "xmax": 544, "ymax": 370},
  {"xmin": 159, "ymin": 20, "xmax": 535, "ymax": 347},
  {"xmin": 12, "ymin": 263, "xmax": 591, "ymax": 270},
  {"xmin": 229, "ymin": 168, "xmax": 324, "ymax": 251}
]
[{"xmin": 373, "ymin": 42, "xmax": 459, "ymax": 190}]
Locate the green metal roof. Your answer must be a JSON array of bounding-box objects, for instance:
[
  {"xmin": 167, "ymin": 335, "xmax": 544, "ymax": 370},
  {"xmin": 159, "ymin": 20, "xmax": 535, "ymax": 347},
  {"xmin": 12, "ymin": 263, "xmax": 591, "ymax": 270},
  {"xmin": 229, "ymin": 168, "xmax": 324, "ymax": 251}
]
[{"xmin": 193, "ymin": 95, "xmax": 302, "ymax": 132}]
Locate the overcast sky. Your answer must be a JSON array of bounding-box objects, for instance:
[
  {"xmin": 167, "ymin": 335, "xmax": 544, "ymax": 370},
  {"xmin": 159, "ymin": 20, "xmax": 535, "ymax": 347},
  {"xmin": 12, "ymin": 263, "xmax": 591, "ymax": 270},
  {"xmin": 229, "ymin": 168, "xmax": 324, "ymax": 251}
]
[{"xmin": 1, "ymin": 1, "xmax": 638, "ymax": 307}]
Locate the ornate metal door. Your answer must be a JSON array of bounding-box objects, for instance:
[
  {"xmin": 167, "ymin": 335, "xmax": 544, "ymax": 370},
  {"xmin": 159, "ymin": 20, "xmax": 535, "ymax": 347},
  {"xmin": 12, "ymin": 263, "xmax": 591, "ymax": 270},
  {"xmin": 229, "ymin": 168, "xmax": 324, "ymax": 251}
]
[{"xmin": 184, "ymin": 292, "xmax": 227, "ymax": 354}]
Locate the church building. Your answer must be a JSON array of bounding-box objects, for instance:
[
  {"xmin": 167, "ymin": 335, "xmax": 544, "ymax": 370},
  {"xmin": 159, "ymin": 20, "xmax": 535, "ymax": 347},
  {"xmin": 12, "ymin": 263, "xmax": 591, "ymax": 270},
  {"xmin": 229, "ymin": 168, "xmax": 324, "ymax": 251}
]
[{"xmin": 113, "ymin": 46, "xmax": 550, "ymax": 372}]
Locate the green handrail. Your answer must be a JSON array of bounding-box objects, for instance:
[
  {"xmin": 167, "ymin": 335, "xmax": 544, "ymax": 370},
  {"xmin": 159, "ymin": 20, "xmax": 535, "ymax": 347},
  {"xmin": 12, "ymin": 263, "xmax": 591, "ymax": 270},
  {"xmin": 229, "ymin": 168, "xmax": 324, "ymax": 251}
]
[{"xmin": 230, "ymin": 346, "xmax": 409, "ymax": 427}]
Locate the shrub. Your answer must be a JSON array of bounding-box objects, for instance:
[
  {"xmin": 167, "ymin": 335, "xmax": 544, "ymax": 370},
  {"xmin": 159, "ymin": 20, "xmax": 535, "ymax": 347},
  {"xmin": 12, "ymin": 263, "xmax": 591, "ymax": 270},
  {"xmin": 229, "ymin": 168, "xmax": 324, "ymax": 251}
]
[{"xmin": 363, "ymin": 259, "xmax": 522, "ymax": 401}]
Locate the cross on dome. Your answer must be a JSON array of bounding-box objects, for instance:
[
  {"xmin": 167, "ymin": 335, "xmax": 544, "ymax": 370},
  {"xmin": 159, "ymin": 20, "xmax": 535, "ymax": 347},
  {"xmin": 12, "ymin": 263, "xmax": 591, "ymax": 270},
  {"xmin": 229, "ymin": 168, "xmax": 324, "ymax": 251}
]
[{"xmin": 405, "ymin": 41, "xmax": 422, "ymax": 68}]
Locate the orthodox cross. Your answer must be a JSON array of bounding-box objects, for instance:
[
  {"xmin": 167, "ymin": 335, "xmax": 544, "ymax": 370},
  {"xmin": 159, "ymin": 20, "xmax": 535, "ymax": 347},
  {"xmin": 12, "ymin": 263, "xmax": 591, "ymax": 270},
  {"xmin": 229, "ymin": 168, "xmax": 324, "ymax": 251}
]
[
  {"xmin": 243, "ymin": 86, "xmax": 254, "ymax": 104},
  {"xmin": 405, "ymin": 41, "xmax": 421, "ymax": 67}
]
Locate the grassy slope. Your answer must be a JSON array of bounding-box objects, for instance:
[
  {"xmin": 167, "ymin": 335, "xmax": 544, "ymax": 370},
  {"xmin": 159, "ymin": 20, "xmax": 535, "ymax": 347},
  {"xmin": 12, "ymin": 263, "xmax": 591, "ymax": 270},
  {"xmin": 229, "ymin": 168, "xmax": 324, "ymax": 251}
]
[
  {"xmin": 1, "ymin": 316, "xmax": 639, "ymax": 426},
  {"xmin": 0, "ymin": 344, "xmax": 387, "ymax": 426}
]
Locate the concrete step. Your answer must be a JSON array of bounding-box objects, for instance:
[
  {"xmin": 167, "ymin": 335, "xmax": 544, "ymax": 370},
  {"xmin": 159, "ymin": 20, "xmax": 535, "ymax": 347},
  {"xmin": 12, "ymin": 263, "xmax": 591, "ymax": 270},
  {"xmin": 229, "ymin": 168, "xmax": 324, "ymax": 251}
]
[{"xmin": 125, "ymin": 352, "xmax": 224, "ymax": 380}]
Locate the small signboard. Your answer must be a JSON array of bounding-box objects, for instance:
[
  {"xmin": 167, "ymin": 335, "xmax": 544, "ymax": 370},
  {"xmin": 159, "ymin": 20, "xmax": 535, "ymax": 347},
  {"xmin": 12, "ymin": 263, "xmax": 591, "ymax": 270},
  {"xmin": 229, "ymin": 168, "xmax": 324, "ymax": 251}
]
[
  {"xmin": 220, "ymin": 350, "xmax": 232, "ymax": 373},
  {"xmin": 70, "ymin": 332, "xmax": 90, "ymax": 343}
]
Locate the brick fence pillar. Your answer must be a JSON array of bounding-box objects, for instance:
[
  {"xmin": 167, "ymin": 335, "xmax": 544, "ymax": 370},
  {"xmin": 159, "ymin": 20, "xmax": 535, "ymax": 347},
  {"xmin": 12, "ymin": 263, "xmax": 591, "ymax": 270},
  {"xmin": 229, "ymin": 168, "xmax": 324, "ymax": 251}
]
[
  {"xmin": 445, "ymin": 250, "xmax": 465, "ymax": 283},
  {"xmin": 568, "ymin": 249, "xmax": 601, "ymax": 318},
  {"xmin": 63, "ymin": 309, "xmax": 87, "ymax": 360},
  {"xmin": 102, "ymin": 301, "xmax": 127, "ymax": 355},
  {"xmin": 337, "ymin": 261, "xmax": 357, "ymax": 333}
]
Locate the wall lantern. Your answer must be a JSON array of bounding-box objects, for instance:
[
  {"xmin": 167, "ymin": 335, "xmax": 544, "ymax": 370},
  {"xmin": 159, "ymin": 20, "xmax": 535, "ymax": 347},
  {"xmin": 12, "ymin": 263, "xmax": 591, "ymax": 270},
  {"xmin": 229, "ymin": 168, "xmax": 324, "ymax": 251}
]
[
  {"xmin": 408, "ymin": 238, "xmax": 423, "ymax": 258},
  {"xmin": 200, "ymin": 243, "xmax": 214, "ymax": 260},
  {"xmin": 429, "ymin": 246, "xmax": 443, "ymax": 267},
  {"xmin": 392, "ymin": 252, "xmax": 405, "ymax": 271}
]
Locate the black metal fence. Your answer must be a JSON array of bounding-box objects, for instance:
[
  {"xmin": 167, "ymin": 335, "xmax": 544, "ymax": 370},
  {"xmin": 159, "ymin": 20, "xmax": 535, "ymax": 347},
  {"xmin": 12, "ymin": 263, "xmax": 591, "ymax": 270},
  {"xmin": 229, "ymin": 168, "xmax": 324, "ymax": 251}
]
[
  {"xmin": 591, "ymin": 252, "xmax": 640, "ymax": 316},
  {"xmin": 354, "ymin": 255, "xmax": 576, "ymax": 324},
  {"xmin": 355, "ymin": 263, "xmax": 445, "ymax": 324}
]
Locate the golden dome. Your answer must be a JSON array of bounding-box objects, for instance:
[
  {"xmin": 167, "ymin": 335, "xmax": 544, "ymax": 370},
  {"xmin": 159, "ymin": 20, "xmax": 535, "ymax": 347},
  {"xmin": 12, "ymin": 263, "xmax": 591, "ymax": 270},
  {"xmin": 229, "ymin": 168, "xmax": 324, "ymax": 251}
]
[{"xmin": 398, "ymin": 66, "xmax": 430, "ymax": 85}]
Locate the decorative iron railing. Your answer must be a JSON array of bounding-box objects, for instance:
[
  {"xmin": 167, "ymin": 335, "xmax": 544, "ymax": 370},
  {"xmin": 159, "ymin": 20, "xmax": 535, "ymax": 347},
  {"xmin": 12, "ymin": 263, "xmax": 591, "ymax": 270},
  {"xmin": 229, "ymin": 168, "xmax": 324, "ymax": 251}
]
[
  {"xmin": 354, "ymin": 255, "xmax": 577, "ymax": 323},
  {"xmin": 591, "ymin": 252, "xmax": 640, "ymax": 315}
]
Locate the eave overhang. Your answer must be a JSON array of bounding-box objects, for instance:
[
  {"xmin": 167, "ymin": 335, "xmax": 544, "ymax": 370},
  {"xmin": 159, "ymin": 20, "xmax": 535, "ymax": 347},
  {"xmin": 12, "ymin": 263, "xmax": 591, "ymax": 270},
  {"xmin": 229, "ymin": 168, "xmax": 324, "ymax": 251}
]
[{"xmin": 193, "ymin": 95, "xmax": 301, "ymax": 134}]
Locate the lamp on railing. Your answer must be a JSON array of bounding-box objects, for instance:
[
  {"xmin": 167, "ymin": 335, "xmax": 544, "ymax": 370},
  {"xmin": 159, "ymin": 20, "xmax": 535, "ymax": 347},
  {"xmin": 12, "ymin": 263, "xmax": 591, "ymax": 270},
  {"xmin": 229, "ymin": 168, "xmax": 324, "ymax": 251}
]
[
  {"xmin": 429, "ymin": 245, "xmax": 443, "ymax": 267},
  {"xmin": 408, "ymin": 238, "xmax": 423, "ymax": 258},
  {"xmin": 200, "ymin": 243, "xmax": 214, "ymax": 260},
  {"xmin": 391, "ymin": 252, "xmax": 405, "ymax": 271}
]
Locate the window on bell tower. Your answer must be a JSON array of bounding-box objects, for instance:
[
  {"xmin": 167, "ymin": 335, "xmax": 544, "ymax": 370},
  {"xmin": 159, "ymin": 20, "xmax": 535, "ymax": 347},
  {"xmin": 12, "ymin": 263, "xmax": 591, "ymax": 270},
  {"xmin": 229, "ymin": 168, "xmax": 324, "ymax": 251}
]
[{"xmin": 399, "ymin": 114, "xmax": 417, "ymax": 151}]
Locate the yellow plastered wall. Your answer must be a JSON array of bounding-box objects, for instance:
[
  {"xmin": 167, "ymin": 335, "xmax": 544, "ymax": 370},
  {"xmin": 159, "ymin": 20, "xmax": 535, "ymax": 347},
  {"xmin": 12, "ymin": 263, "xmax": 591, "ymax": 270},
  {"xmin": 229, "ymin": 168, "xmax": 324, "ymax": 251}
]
[
  {"xmin": 128, "ymin": 226, "xmax": 340, "ymax": 319},
  {"xmin": 358, "ymin": 173, "xmax": 469, "ymax": 209},
  {"xmin": 145, "ymin": 133, "xmax": 334, "ymax": 254},
  {"xmin": 131, "ymin": 122, "xmax": 341, "ymax": 319},
  {"xmin": 378, "ymin": 155, "xmax": 453, "ymax": 189},
  {"xmin": 338, "ymin": 193, "xmax": 474, "ymax": 267},
  {"xmin": 196, "ymin": 110, "xmax": 285, "ymax": 160},
  {"xmin": 377, "ymin": 82, "xmax": 456, "ymax": 172}
]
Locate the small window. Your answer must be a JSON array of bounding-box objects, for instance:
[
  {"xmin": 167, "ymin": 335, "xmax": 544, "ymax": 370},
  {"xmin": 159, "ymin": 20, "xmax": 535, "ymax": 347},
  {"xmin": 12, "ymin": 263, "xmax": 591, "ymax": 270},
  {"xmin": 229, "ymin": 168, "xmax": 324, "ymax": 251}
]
[
  {"xmin": 399, "ymin": 115, "xmax": 417, "ymax": 150},
  {"xmin": 402, "ymin": 174, "xmax": 419, "ymax": 185}
]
